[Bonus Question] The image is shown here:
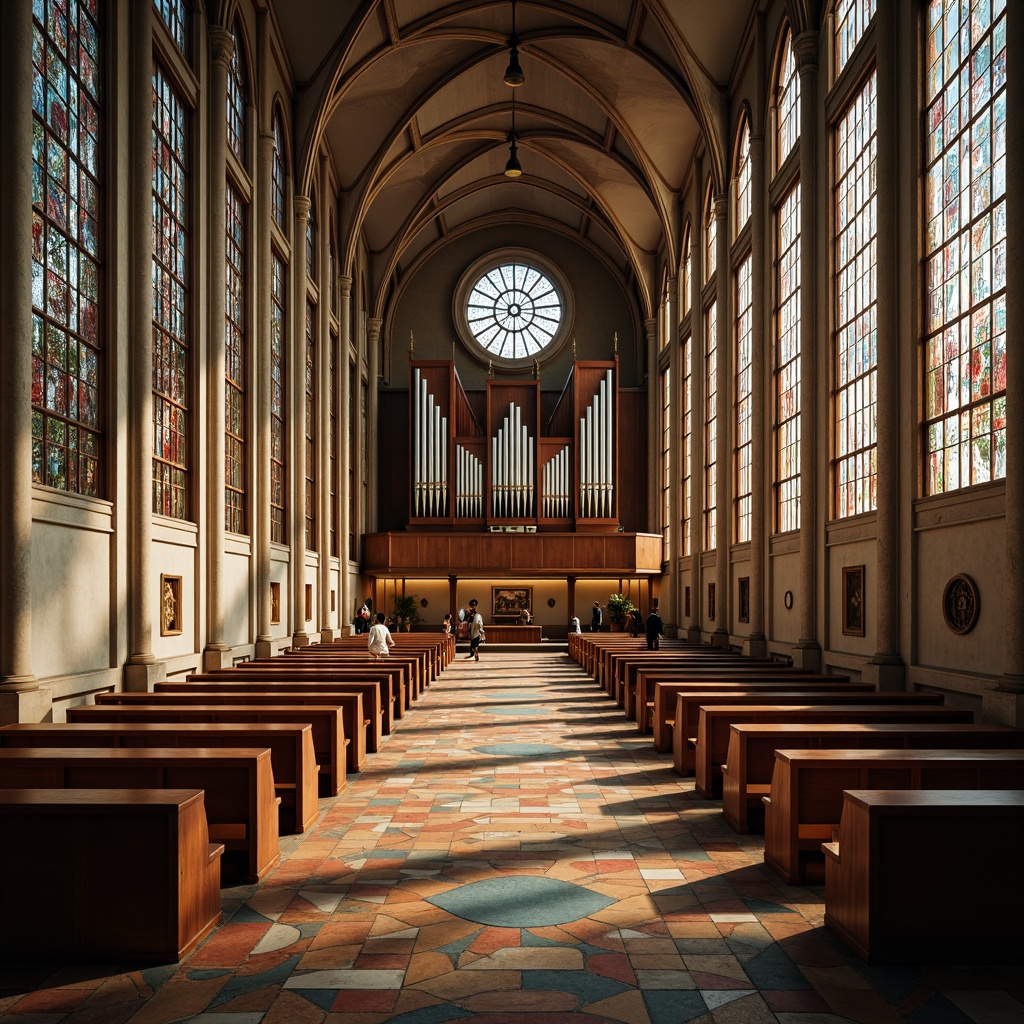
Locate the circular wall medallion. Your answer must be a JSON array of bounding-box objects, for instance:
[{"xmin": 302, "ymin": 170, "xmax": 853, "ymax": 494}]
[
  {"xmin": 942, "ymin": 574, "xmax": 980, "ymax": 635},
  {"xmin": 783, "ymin": 590, "xmax": 794, "ymax": 610},
  {"xmin": 453, "ymin": 248, "xmax": 573, "ymax": 371}
]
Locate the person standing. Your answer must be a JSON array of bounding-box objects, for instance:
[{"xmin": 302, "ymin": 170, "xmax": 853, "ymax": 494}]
[
  {"xmin": 466, "ymin": 599, "xmax": 484, "ymax": 661},
  {"xmin": 569, "ymin": 614, "xmax": 581, "ymax": 634},
  {"xmin": 645, "ymin": 607, "xmax": 664, "ymax": 651},
  {"xmin": 367, "ymin": 612, "xmax": 395, "ymax": 658},
  {"xmin": 590, "ymin": 601, "xmax": 603, "ymax": 632},
  {"xmin": 442, "ymin": 612, "xmax": 453, "ymax": 636}
]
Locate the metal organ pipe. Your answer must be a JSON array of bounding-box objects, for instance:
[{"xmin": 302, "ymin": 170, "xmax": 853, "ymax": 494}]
[
  {"xmin": 578, "ymin": 369, "xmax": 615, "ymax": 519},
  {"xmin": 411, "ymin": 369, "xmax": 448, "ymax": 517}
]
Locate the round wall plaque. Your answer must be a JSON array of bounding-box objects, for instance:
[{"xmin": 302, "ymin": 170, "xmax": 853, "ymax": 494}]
[
  {"xmin": 783, "ymin": 590, "xmax": 794, "ymax": 610},
  {"xmin": 942, "ymin": 574, "xmax": 979, "ymax": 635}
]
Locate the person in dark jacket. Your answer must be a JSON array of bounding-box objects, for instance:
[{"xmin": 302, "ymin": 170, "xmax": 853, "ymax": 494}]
[
  {"xmin": 645, "ymin": 608, "xmax": 664, "ymax": 650},
  {"xmin": 590, "ymin": 602, "xmax": 603, "ymax": 632}
]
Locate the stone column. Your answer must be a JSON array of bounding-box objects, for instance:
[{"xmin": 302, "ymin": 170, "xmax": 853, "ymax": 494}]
[
  {"xmin": 124, "ymin": 0, "xmax": 161, "ymax": 692},
  {"xmin": 567, "ymin": 576, "xmax": 577, "ymax": 624},
  {"xmin": 291, "ymin": 196, "xmax": 310, "ymax": 647},
  {"xmin": 665, "ymin": 276, "xmax": 679, "ymax": 629},
  {"xmin": 747, "ymin": 121, "xmax": 768, "ymax": 658},
  {"xmin": 793, "ymin": 30, "xmax": 821, "ymax": 671},
  {"xmin": 202, "ymin": 25, "xmax": 234, "ymax": 671},
  {"xmin": 0, "ymin": 0, "xmax": 48, "ymax": 722},
  {"xmin": 254, "ymin": 127, "xmax": 274, "ymax": 658},
  {"xmin": 713, "ymin": 194, "xmax": 730, "ymax": 647},
  {"xmin": 318, "ymin": 158, "xmax": 334, "ymax": 640},
  {"xmin": 687, "ymin": 177, "xmax": 704, "ymax": 643},
  {"xmin": 645, "ymin": 316, "xmax": 659, "ymax": 534},
  {"xmin": 987, "ymin": 3, "xmax": 1024, "ymax": 724},
  {"xmin": 366, "ymin": 317, "xmax": 382, "ymax": 532},
  {"xmin": 338, "ymin": 276, "xmax": 353, "ymax": 633},
  {"xmin": 866, "ymin": 3, "xmax": 904, "ymax": 690}
]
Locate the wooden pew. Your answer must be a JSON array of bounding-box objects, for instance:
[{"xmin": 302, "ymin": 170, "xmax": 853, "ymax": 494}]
[
  {"xmin": 692, "ymin": 703, "xmax": 972, "ymax": 797},
  {"xmin": 673, "ymin": 690, "xmax": 947, "ymax": 775},
  {"xmin": 762, "ymin": 745, "xmax": 1024, "ymax": 883},
  {"xmin": 261, "ymin": 656, "xmax": 417, "ymax": 710},
  {"xmin": 187, "ymin": 667, "xmax": 396, "ymax": 735},
  {"xmin": 650, "ymin": 676, "xmax": 870, "ymax": 748},
  {"xmin": 0, "ymin": 788, "xmax": 222, "ymax": 962},
  {"xmin": 605, "ymin": 648, "xmax": 742, "ymax": 700},
  {"xmin": 822, "ymin": 790, "xmax": 1024, "ymax": 963},
  {"xmin": 103, "ymin": 688, "xmax": 366, "ymax": 775},
  {"xmin": 0, "ymin": 746, "xmax": 281, "ymax": 884},
  {"xmin": 66, "ymin": 704, "xmax": 348, "ymax": 797},
  {"xmin": 0, "ymin": 721, "xmax": 319, "ymax": 834}
]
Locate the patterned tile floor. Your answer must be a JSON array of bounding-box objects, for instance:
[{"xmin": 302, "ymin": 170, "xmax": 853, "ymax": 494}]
[{"xmin": 1, "ymin": 650, "xmax": 1022, "ymax": 1023}]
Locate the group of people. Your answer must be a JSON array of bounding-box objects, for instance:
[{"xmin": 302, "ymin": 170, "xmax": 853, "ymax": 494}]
[{"xmin": 572, "ymin": 601, "xmax": 664, "ymax": 650}]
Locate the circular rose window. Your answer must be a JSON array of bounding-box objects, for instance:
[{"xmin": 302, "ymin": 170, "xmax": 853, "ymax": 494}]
[{"xmin": 454, "ymin": 250, "xmax": 573, "ymax": 370}]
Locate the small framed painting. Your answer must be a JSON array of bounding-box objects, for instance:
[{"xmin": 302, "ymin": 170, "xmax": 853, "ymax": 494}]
[{"xmin": 842, "ymin": 565, "xmax": 865, "ymax": 637}]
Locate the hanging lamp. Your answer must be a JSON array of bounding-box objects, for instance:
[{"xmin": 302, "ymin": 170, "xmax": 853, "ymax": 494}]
[
  {"xmin": 503, "ymin": 0, "xmax": 525, "ymax": 86},
  {"xmin": 504, "ymin": 91, "xmax": 523, "ymax": 177}
]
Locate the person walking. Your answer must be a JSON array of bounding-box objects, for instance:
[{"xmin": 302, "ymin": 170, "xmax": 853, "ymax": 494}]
[
  {"xmin": 645, "ymin": 607, "xmax": 664, "ymax": 651},
  {"xmin": 590, "ymin": 601, "xmax": 603, "ymax": 632},
  {"xmin": 367, "ymin": 612, "xmax": 395, "ymax": 658},
  {"xmin": 466, "ymin": 599, "xmax": 485, "ymax": 661}
]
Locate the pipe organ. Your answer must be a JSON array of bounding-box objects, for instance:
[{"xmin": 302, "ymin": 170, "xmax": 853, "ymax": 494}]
[{"xmin": 408, "ymin": 358, "xmax": 618, "ymax": 530}]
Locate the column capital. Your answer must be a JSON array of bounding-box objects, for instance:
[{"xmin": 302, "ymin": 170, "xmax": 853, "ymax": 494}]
[
  {"xmin": 209, "ymin": 25, "xmax": 235, "ymax": 68},
  {"xmin": 793, "ymin": 31, "xmax": 819, "ymax": 75},
  {"xmin": 294, "ymin": 194, "xmax": 311, "ymax": 222},
  {"xmin": 713, "ymin": 194, "xmax": 728, "ymax": 222},
  {"xmin": 339, "ymin": 274, "xmax": 353, "ymax": 296},
  {"xmin": 366, "ymin": 316, "xmax": 382, "ymax": 345}
]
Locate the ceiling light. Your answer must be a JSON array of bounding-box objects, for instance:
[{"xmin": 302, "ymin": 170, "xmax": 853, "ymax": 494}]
[
  {"xmin": 503, "ymin": 0, "xmax": 524, "ymax": 87},
  {"xmin": 504, "ymin": 92, "xmax": 522, "ymax": 177}
]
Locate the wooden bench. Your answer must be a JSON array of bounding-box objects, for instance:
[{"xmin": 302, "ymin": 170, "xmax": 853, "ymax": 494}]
[
  {"xmin": 0, "ymin": 746, "xmax": 281, "ymax": 884},
  {"xmin": 692, "ymin": 703, "xmax": 972, "ymax": 797},
  {"xmin": 0, "ymin": 721, "xmax": 319, "ymax": 834},
  {"xmin": 66, "ymin": 704, "xmax": 348, "ymax": 798},
  {"xmin": 649, "ymin": 676, "xmax": 870, "ymax": 749},
  {"xmin": 822, "ymin": 790, "xmax": 1024, "ymax": 963},
  {"xmin": 762, "ymin": 746, "xmax": 1024, "ymax": 883},
  {"xmin": 186, "ymin": 669, "xmax": 394, "ymax": 738},
  {"xmin": 104, "ymin": 688, "xmax": 366, "ymax": 775},
  {"xmin": 0, "ymin": 788, "xmax": 222, "ymax": 962},
  {"xmin": 674, "ymin": 690, "xmax": 947, "ymax": 776},
  {"xmin": 255, "ymin": 657, "xmax": 416, "ymax": 711}
]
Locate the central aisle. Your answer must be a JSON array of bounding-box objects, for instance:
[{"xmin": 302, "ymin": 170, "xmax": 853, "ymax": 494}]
[{"xmin": 7, "ymin": 650, "xmax": 1016, "ymax": 1023}]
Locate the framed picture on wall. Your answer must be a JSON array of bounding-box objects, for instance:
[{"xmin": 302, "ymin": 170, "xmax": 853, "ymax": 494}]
[
  {"xmin": 492, "ymin": 587, "xmax": 532, "ymax": 618},
  {"xmin": 738, "ymin": 577, "xmax": 750, "ymax": 623},
  {"xmin": 160, "ymin": 574, "xmax": 182, "ymax": 636},
  {"xmin": 842, "ymin": 565, "xmax": 865, "ymax": 636}
]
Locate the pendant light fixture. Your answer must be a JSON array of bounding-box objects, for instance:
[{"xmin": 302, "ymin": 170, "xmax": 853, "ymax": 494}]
[
  {"xmin": 503, "ymin": 0, "xmax": 525, "ymax": 87},
  {"xmin": 504, "ymin": 90, "xmax": 522, "ymax": 177}
]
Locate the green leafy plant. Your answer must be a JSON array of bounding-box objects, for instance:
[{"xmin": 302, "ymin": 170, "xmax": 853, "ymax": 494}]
[
  {"xmin": 607, "ymin": 592, "xmax": 636, "ymax": 629},
  {"xmin": 391, "ymin": 594, "xmax": 421, "ymax": 630}
]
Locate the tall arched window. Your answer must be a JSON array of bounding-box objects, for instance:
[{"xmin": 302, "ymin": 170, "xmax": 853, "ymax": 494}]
[
  {"xmin": 272, "ymin": 112, "xmax": 286, "ymax": 229},
  {"xmin": 270, "ymin": 253, "xmax": 287, "ymax": 543},
  {"xmin": 704, "ymin": 183, "xmax": 717, "ymax": 282},
  {"xmin": 681, "ymin": 225, "xmax": 691, "ymax": 317},
  {"xmin": 832, "ymin": 0, "xmax": 877, "ymax": 519},
  {"xmin": 660, "ymin": 367, "xmax": 671, "ymax": 556},
  {"xmin": 154, "ymin": 0, "xmax": 188, "ymax": 56},
  {"xmin": 152, "ymin": 61, "xmax": 191, "ymax": 519},
  {"xmin": 31, "ymin": 0, "xmax": 103, "ymax": 496},
  {"xmin": 735, "ymin": 121, "xmax": 752, "ymax": 232},
  {"xmin": 923, "ymin": 0, "xmax": 1006, "ymax": 492},
  {"xmin": 226, "ymin": 22, "xmax": 247, "ymax": 165},
  {"xmin": 305, "ymin": 299, "xmax": 317, "ymax": 551},
  {"xmin": 306, "ymin": 187, "xmax": 318, "ymax": 279},
  {"xmin": 702, "ymin": 185, "xmax": 718, "ymax": 549},
  {"xmin": 774, "ymin": 27, "xmax": 801, "ymax": 534},
  {"xmin": 680, "ymin": 223, "xmax": 692, "ymax": 558},
  {"xmin": 733, "ymin": 120, "xmax": 753, "ymax": 542}
]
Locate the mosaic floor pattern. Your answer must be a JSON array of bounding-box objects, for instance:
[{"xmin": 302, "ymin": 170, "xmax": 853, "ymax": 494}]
[{"xmin": 1, "ymin": 650, "xmax": 1022, "ymax": 1023}]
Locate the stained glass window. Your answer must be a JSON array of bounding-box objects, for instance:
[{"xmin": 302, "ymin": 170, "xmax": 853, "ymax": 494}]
[
  {"xmin": 835, "ymin": 0, "xmax": 876, "ymax": 75},
  {"xmin": 272, "ymin": 113, "xmax": 286, "ymax": 229},
  {"xmin": 734, "ymin": 256, "xmax": 752, "ymax": 542},
  {"xmin": 682, "ymin": 227, "xmax": 691, "ymax": 316},
  {"xmin": 923, "ymin": 0, "xmax": 1006, "ymax": 493},
  {"xmin": 31, "ymin": 0, "xmax": 103, "ymax": 497},
  {"xmin": 681, "ymin": 332, "xmax": 692, "ymax": 557},
  {"xmin": 777, "ymin": 28, "xmax": 800, "ymax": 169},
  {"xmin": 661, "ymin": 368, "xmax": 671, "ymax": 556},
  {"xmin": 305, "ymin": 300, "xmax": 317, "ymax": 552},
  {"xmin": 225, "ymin": 183, "xmax": 246, "ymax": 534},
  {"xmin": 271, "ymin": 253, "xmax": 287, "ymax": 543},
  {"xmin": 834, "ymin": 71, "xmax": 877, "ymax": 518},
  {"xmin": 704, "ymin": 302, "xmax": 718, "ymax": 549},
  {"xmin": 464, "ymin": 260, "xmax": 563, "ymax": 361},
  {"xmin": 154, "ymin": 0, "xmax": 187, "ymax": 56},
  {"xmin": 329, "ymin": 226, "xmax": 337, "ymax": 312},
  {"xmin": 152, "ymin": 61, "xmax": 189, "ymax": 519},
  {"xmin": 776, "ymin": 183, "xmax": 802, "ymax": 532},
  {"xmin": 704, "ymin": 188, "xmax": 717, "ymax": 282},
  {"xmin": 306, "ymin": 193, "xmax": 317, "ymax": 279},
  {"xmin": 226, "ymin": 22, "xmax": 247, "ymax": 165},
  {"xmin": 735, "ymin": 122, "xmax": 752, "ymax": 231}
]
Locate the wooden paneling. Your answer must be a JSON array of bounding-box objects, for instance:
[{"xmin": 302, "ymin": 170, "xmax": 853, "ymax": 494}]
[
  {"xmin": 378, "ymin": 390, "xmax": 409, "ymax": 533},
  {"xmin": 618, "ymin": 389, "xmax": 648, "ymax": 532}
]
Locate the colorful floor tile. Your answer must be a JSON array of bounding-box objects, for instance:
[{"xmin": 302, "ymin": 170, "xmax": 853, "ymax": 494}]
[{"xmin": 3, "ymin": 650, "xmax": 1022, "ymax": 1023}]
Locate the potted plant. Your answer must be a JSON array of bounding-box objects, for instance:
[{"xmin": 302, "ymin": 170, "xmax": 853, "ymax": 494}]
[
  {"xmin": 607, "ymin": 592, "xmax": 636, "ymax": 632},
  {"xmin": 391, "ymin": 594, "xmax": 421, "ymax": 632}
]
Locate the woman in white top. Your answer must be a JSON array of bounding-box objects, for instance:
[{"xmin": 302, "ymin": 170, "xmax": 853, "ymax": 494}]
[{"xmin": 367, "ymin": 612, "xmax": 395, "ymax": 658}]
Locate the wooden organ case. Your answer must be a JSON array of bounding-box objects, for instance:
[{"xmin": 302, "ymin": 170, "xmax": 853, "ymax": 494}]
[{"xmin": 408, "ymin": 358, "xmax": 620, "ymax": 533}]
